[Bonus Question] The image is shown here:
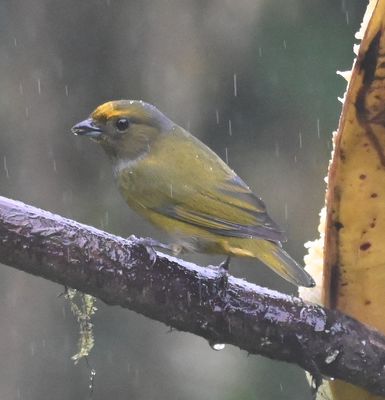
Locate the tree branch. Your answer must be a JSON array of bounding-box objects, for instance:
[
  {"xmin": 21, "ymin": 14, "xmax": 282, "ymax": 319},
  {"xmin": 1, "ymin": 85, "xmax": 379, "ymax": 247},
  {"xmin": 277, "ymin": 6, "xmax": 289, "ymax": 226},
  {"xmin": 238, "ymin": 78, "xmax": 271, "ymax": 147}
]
[{"xmin": 0, "ymin": 196, "xmax": 384, "ymax": 396}]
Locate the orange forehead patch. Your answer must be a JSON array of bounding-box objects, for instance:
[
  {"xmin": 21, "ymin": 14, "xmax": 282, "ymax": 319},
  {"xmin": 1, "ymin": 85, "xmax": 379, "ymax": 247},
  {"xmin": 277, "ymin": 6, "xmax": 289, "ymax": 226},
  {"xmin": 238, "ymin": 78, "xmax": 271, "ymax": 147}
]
[
  {"xmin": 91, "ymin": 101, "xmax": 124, "ymax": 122},
  {"xmin": 91, "ymin": 100, "xmax": 158, "ymax": 123}
]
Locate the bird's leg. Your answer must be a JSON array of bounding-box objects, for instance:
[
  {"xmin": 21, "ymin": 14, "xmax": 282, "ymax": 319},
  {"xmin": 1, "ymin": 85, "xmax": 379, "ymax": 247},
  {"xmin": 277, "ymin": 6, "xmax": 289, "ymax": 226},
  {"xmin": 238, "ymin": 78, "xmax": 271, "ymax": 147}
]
[{"xmin": 216, "ymin": 256, "xmax": 231, "ymax": 292}]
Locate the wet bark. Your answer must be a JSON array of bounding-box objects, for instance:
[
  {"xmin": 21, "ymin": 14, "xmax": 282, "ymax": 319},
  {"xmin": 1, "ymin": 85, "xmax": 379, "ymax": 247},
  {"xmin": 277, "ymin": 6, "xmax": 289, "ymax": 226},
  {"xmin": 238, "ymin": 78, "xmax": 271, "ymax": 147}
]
[{"xmin": 0, "ymin": 196, "xmax": 384, "ymax": 396}]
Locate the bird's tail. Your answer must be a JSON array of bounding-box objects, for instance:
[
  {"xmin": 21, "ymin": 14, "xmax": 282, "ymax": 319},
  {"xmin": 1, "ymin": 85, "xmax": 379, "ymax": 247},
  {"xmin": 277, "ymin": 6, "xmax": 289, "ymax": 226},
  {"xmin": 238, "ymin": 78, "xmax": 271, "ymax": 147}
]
[
  {"xmin": 226, "ymin": 239, "xmax": 315, "ymax": 287},
  {"xmin": 256, "ymin": 240, "xmax": 315, "ymax": 287}
]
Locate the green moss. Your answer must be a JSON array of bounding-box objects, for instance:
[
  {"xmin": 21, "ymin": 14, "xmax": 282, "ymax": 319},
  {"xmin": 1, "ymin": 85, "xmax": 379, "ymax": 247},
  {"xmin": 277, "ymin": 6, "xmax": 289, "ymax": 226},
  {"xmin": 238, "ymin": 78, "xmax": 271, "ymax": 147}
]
[{"xmin": 65, "ymin": 289, "xmax": 97, "ymax": 364}]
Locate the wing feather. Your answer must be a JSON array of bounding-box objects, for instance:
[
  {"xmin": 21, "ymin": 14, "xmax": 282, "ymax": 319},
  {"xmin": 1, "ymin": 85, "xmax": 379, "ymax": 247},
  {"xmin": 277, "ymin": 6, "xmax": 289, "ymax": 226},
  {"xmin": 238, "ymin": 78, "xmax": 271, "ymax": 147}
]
[
  {"xmin": 153, "ymin": 175, "xmax": 287, "ymax": 242},
  {"xmin": 127, "ymin": 129, "xmax": 287, "ymax": 243}
]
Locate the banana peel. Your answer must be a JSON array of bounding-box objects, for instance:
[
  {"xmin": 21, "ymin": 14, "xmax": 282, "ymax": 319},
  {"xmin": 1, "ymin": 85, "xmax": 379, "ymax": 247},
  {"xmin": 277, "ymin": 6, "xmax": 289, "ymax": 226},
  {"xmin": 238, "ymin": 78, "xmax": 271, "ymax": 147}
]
[
  {"xmin": 325, "ymin": 0, "xmax": 385, "ymax": 324},
  {"xmin": 302, "ymin": 1, "xmax": 385, "ymax": 398}
]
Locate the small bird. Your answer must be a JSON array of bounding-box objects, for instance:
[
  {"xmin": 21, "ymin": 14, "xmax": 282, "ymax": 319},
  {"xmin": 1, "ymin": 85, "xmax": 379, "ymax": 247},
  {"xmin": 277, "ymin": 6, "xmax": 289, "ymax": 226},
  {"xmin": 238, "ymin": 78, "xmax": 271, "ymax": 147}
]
[{"xmin": 72, "ymin": 100, "xmax": 314, "ymax": 287}]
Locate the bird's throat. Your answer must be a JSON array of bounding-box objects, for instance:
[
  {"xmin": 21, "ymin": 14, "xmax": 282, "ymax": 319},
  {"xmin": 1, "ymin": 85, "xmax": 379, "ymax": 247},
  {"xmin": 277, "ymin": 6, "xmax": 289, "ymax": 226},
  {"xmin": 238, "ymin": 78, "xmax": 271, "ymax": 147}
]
[{"xmin": 112, "ymin": 152, "xmax": 148, "ymax": 177}]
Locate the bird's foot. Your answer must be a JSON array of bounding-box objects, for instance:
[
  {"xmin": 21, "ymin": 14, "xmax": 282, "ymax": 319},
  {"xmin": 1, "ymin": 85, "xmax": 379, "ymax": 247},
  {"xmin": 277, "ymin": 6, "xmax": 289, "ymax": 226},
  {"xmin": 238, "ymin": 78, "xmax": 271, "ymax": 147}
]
[
  {"xmin": 128, "ymin": 235, "xmax": 174, "ymax": 252},
  {"xmin": 127, "ymin": 235, "xmax": 186, "ymax": 264},
  {"xmin": 127, "ymin": 235, "xmax": 161, "ymax": 263}
]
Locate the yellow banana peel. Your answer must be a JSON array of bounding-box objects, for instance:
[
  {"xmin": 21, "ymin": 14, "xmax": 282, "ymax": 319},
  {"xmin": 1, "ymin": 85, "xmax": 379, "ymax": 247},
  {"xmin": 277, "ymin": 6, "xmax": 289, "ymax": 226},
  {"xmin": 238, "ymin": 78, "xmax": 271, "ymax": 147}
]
[{"xmin": 302, "ymin": 1, "xmax": 385, "ymax": 398}]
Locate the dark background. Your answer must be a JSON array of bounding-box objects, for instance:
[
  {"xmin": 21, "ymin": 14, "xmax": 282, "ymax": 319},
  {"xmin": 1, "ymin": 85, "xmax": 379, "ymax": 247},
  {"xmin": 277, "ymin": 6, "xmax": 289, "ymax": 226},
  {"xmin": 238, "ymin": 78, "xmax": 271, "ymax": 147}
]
[{"xmin": 0, "ymin": 1, "xmax": 366, "ymax": 399}]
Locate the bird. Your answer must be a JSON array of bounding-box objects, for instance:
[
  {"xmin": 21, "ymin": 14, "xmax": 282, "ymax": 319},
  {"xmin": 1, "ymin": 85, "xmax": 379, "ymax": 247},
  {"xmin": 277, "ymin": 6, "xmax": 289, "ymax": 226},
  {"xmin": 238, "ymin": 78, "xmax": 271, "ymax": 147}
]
[{"xmin": 72, "ymin": 100, "xmax": 315, "ymax": 287}]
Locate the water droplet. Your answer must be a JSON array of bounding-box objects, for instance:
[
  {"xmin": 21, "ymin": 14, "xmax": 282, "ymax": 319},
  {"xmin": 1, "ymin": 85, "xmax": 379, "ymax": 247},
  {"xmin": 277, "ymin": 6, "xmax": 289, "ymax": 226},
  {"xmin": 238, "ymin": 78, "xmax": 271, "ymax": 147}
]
[
  {"xmin": 89, "ymin": 368, "xmax": 96, "ymax": 391},
  {"xmin": 275, "ymin": 141, "xmax": 280, "ymax": 158},
  {"xmin": 210, "ymin": 342, "xmax": 225, "ymax": 351},
  {"xmin": 325, "ymin": 349, "xmax": 340, "ymax": 364},
  {"xmin": 105, "ymin": 211, "xmax": 109, "ymax": 227},
  {"xmin": 186, "ymin": 291, "xmax": 192, "ymax": 305},
  {"xmin": 317, "ymin": 118, "xmax": 320, "ymax": 138},
  {"xmin": 260, "ymin": 336, "xmax": 272, "ymax": 346},
  {"xmin": 30, "ymin": 342, "xmax": 36, "ymax": 356},
  {"xmin": 3, "ymin": 156, "xmax": 9, "ymax": 179},
  {"xmin": 233, "ymin": 73, "xmax": 237, "ymax": 97}
]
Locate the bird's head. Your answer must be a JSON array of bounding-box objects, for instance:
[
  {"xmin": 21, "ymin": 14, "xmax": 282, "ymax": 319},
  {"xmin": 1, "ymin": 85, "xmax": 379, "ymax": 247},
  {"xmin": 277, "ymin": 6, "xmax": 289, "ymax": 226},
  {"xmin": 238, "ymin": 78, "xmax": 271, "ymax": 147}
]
[{"xmin": 71, "ymin": 100, "xmax": 174, "ymax": 160}]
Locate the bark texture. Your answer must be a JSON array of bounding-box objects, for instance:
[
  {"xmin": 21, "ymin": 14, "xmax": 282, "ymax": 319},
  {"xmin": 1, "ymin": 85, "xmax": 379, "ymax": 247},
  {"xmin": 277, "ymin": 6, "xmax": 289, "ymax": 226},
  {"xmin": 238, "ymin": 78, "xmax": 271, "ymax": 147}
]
[{"xmin": 0, "ymin": 196, "xmax": 384, "ymax": 396}]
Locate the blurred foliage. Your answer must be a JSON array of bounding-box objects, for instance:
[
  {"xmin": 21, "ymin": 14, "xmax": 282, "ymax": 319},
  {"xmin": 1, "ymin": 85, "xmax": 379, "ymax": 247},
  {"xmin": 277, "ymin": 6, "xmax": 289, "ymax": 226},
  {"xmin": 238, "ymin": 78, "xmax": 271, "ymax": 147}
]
[{"xmin": 0, "ymin": 1, "xmax": 366, "ymax": 399}]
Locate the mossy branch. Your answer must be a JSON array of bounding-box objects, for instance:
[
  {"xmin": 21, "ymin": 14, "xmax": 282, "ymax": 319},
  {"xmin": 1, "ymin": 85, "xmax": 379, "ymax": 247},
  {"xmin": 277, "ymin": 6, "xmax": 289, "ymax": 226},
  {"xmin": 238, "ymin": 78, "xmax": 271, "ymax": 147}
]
[{"xmin": 0, "ymin": 196, "xmax": 384, "ymax": 396}]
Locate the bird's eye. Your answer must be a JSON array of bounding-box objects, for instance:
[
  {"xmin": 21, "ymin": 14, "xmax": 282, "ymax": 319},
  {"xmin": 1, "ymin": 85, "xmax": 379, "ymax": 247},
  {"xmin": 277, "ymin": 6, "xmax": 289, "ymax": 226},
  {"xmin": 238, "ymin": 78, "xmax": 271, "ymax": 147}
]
[{"xmin": 115, "ymin": 118, "xmax": 130, "ymax": 132}]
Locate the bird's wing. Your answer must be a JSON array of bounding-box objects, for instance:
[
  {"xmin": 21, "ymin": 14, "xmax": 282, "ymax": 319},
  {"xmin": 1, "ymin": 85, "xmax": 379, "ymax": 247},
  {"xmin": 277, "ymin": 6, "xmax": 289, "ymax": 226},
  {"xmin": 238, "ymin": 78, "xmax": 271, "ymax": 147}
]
[
  {"xmin": 127, "ymin": 128, "xmax": 287, "ymax": 243},
  {"xmin": 153, "ymin": 175, "xmax": 287, "ymax": 243}
]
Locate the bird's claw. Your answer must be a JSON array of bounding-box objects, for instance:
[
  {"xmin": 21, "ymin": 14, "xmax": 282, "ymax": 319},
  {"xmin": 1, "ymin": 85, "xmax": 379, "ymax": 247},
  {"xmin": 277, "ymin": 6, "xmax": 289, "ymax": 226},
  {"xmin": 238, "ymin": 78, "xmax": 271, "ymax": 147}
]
[
  {"xmin": 215, "ymin": 256, "xmax": 231, "ymax": 294},
  {"xmin": 127, "ymin": 235, "xmax": 159, "ymax": 263},
  {"xmin": 218, "ymin": 255, "xmax": 231, "ymax": 272}
]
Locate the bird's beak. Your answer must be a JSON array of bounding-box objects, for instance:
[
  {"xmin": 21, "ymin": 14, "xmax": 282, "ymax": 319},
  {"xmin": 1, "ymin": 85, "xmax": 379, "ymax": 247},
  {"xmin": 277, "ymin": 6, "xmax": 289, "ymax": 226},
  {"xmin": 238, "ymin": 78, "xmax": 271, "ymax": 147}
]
[{"xmin": 71, "ymin": 118, "xmax": 103, "ymax": 138}]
